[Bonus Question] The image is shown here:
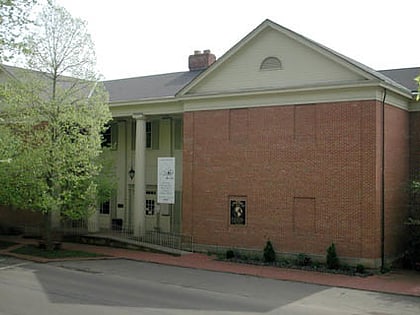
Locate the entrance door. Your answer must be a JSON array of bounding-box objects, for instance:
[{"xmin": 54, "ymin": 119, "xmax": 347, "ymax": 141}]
[
  {"xmin": 145, "ymin": 190, "xmax": 157, "ymax": 231},
  {"xmin": 145, "ymin": 189, "xmax": 171, "ymax": 233}
]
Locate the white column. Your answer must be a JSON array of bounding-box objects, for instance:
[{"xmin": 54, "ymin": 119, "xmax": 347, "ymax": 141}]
[{"xmin": 133, "ymin": 113, "xmax": 146, "ymax": 237}]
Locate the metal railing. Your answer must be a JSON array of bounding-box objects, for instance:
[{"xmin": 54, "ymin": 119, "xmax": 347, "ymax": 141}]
[{"xmin": 24, "ymin": 220, "xmax": 193, "ymax": 252}]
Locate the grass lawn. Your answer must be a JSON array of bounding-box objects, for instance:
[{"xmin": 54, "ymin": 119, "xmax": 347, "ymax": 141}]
[
  {"xmin": 0, "ymin": 240, "xmax": 17, "ymax": 249},
  {"xmin": 11, "ymin": 244, "xmax": 104, "ymax": 259}
]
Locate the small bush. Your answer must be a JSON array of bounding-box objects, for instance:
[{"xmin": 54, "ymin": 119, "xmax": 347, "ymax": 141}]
[
  {"xmin": 356, "ymin": 264, "xmax": 365, "ymax": 274},
  {"xmin": 226, "ymin": 249, "xmax": 235, "ymax": 259},
  {"xmin": 326, "ymin": 242, "xmax": 339, "ymax": 269},
  {"xmin": 263, "ymin": 240, "xmax": 276, "ymax": 263},
  {"xmin": 0, "ymin": 240, "xmax": 17, "ymax": 249},
  {"xmin": 296, "ymin": 253, "xmax": 312, "ymax": 266}
]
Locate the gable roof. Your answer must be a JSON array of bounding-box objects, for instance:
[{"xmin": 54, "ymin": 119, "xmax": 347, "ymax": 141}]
[
  {"xmin": 2, "ymin": 19, "xmax": 418, "ymax": 104},
  {"xmin": 379, "ymin": 67, "xmax": 420, "ymax": 93},
  {"xmin": 178, "ymin": 19, "xmax": 413, "ymax": 98},
  {"xmin": 104, "ymin": 70, "xmax": 202, "ymax": 103}
]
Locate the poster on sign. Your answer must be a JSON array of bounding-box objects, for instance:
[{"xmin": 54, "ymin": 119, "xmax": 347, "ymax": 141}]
[{"xmin": 157, "ymin": 157, "xmax": 175, "ymax": 204}]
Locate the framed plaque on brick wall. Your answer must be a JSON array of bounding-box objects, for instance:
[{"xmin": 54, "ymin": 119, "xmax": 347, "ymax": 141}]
[{"xmin": 230, "ymin": 197, "xmax": 246, "ymax": 225}]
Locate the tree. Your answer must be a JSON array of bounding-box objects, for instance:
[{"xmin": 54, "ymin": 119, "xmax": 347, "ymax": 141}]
[
  {"xmin": 0, "ymin": 0, "xmax": 112, "ymax": 249},
  {"xmin": 416, "ymin": 74, "xmax": 420, "ymax": 101},
  {"xmin": 405, "ymin": 180, "xmax": 420, "ymax": 269},
  {"xmin": 0, "ymin": 0, "xmax": 38, "ymax": 62}
]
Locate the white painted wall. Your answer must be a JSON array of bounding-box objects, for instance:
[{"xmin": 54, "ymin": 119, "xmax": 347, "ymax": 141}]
[{"xmin": 188, "ymin": 28, "xmax": 364, "ymax": 95}]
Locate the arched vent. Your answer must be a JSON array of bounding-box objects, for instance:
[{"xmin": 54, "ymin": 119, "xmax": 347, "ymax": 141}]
[{"xmin": 260, "ymin": 57, "xmax": 282, "ymax": 71}]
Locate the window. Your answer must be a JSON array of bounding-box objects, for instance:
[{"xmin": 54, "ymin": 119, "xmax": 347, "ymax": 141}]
[
  {"xmin": 146, "ymin": 190, "xmax": 156, "ymax": 215},
  {"xmin": 146, "ymin": 120, "xmax": 160, "ymax": 149},
  {"xmin": 131, "ymin": 121, "xmax": 136, "ymax": 150},
  {"xmin": 260, "ymin": 56, "xmax": 282, "ymax": 71},
  {"xmin": 100, "ymin": 200, "xmax": 110, "ymax": 215},
  {"xmin": 146, "ymin": 121, "xmax": 152, "ymax": 148},
  {"xmin": 102, "ymin": 123, "xmax": 118, "ymax": 149},
  {"xmin": 174, "ymin": 119, "xmax": 183, "ymax": 150},
  {"xmin": 145, "ymin": 199, "xmax": 155, "ymax": 215}
]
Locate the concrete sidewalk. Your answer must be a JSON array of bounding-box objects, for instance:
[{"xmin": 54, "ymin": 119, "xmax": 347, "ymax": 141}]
[{"xmin": 1, "ymin": 235, "xmax": 420, "ymax": 298}]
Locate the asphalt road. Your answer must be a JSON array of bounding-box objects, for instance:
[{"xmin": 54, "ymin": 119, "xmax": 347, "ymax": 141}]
[{"xmin": 0, "ymin": 257, "xmax": 419, "ymax": 314}]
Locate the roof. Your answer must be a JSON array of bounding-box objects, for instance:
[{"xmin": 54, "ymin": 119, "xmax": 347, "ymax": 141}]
[
  {"xmin": 103, "ymin": 70, "xmax": 203, "ymax": 103},
  {"xmin": 379, "ymin": 67, "xmax": 420, "ymax": 92},
  {"xmin": 0, "ymin": 64, "xmax": 95, "ymax": 97},
  {"xmin": 178, "ymin": 19, "xmax": 414, "ymax": 98}
]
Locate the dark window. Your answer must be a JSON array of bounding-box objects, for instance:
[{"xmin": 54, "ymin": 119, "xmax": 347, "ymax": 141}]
[
  {"xmin": 131, "ymin": 121, "xmax": 136, "ymax": 150},
  {"xmin": 100, "ymin": 200, "xmax": 110, "ymax": 215},
  {"xmin": 145, "ymin": 199, "xmax": 155, "ymax": 215},
  {"xmin": 146, "ymin": 120, "xmax": 160, "ymax": 149},
  {"xmin": 146, "ymin": 121, "xmax": 152, "ymax": 148},
  {"xmin": 174, "ymin": 119, "xmax": 183, "ymax": 150},
  {"xmin": 102, "ymin": 123, "xmax": 117, "ymax": 149}
]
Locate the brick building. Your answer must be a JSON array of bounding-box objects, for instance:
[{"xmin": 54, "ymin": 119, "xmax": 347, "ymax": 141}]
[{"xmin": 2, "ymin": 20, "xmax": 419, "ymax": 267}]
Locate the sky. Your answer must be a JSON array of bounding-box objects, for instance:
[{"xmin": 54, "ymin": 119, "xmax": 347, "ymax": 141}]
[{"xmin": 54, "ymin": 0, "xmax": 420, "ymax": 81}]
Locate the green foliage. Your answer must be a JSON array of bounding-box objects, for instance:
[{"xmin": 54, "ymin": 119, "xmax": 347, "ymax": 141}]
[
  {"xmin": 0, "ymin": 78, "xmax": 111, "ymax": 220},
  {"xmin": 0, "ymin": 240, "xmax": 17, "ymax": 249},
  {"xmin": 0, "ymin": 1, "xmax": 112, "ymax": 250},
  {"xmin": 326, "ymin": 243, "xmax": 339, "ymax": 269},
  {"xmin": 263, "ymin": 240, "xmax": 276, "ymax": 263},
  {"xmin": 296, "ymin": 253, "xmax": 312, "ymax": 266},
  {"xmin": 356, "ymin": 264, "xmax": 365, "ymax": 274},
  {"xmin": 226, "ymin": 249, "xmax": 235, "ymax": 259},
  {"xmin": 405, "ymin": 180, "xmax": 420, "ymax": 269},
  {"xmin": 25, "ymin": 0, "xmax": 97, "ymax": 80},
  {"xmin": 11, "ymin": 244, "xmax": 103, "ymax": 258},
  {"xmin": 95, "ymin": 148, "xmax": 117, "ymax": 205},
  {"xmin": 0, "ymin": 0, "xmax": 38, "ymax": 61}
]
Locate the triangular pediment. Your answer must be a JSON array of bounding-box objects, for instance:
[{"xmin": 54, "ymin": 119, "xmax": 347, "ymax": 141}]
[{"xmin": 179, "ymin": 20, "xmax": 383, "ymax": 97}]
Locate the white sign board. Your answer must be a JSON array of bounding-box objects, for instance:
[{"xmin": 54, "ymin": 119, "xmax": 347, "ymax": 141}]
[{"xmin": 157, "ymin": 157, "xmax": 175, "ymax": 204}]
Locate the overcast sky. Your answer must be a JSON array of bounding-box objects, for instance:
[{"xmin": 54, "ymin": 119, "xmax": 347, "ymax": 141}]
[{"xmin": 56, "ymin": 0, "xmax": 419, "ymax": 80}]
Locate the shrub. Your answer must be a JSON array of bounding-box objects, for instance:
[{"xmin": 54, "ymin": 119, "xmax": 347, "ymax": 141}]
[
  {"xmin": 263, "ymin": 240, "xmax": 276, "ymax": 263},
  {"xmin": 226, "ymin": 249, "xmax": 235, "ymax": 259},
  {"xmin": 296, "ymin": 253, "xmax": 312, "ymax": 266},
  {"xmin": 326, "ymin": 243, "xmax": 339, "ymax": 269},
  {"xmin": 356, "ymin": 264, "xmax": 365, "ymax": 274}
]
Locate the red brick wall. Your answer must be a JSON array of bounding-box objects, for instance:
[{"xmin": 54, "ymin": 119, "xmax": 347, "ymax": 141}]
[
  {"xmin": 182, "ymin": 100, "xmax": 408, "ymax": 262},
  {"xmin": 0, "ymin": 205, "xmax": 43, "ymax": 227},
  {"xmin": 409, "ymin": 111, "xmax": 420, "ymax": 180},
  {"xmin": 384, "ymin": 105, "xmax": 409, "ymax": 259}
]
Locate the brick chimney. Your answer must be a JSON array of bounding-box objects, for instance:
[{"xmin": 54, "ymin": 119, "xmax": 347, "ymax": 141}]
[{"xmin": 188, "ymin": 49, "xmax": 216, "ymax": 71}]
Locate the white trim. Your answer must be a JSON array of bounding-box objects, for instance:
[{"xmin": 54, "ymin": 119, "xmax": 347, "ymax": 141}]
[
  {"xmin": 109, "ymin": 83, "xmax": 411, "ymax": 117},
  {"xmin": 181, "ymin": 84, "xmax": 410, "ymax": 113},
  {"xmin": 109, "ymin": 96, "xmax": 176, "ymax": 107},
  {"xmin": 110, "ymin": 100, "xmax": 184, "ymax": 118},
  {"xmin": 178, "ymin": 19, "xmax": 411, "ymax": 98},
  {"xmin": 408, "ymin": 100, "xmax": 420, "ymax": 112}
]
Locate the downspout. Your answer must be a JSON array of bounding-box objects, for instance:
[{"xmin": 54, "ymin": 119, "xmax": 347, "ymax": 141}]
[{"xmin": 381, "ymin": 88, "xmax": 387, "ymax": 272}]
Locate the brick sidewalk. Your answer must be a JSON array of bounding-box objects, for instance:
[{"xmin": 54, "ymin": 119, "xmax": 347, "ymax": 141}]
[{"xmin": 1, "ymin": 236, "xmax": 420, "ymax": 297}]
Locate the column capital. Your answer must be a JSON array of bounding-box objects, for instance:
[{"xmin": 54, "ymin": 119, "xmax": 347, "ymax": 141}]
[{"xmin": 132, "ymin": 113, "xmax": 146, "ymax": 120}]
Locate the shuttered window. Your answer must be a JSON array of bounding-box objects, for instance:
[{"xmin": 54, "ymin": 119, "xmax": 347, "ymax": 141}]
[
  {"xmin": 146, "ymin": 120, "xmax": 160, "ymax": 150},
  {"xmin": 260, "ymin": 56, "xmax": 282, "ymax": 71}
]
